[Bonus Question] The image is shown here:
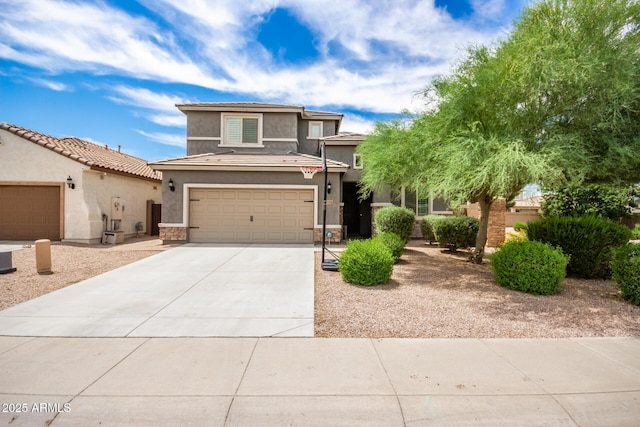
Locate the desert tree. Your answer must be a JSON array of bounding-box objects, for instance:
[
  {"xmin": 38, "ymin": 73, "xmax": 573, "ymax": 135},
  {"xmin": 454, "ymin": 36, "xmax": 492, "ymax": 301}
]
[{"xmin": 359, "ymin": 0, "xmax": 640, "ymax": 263}]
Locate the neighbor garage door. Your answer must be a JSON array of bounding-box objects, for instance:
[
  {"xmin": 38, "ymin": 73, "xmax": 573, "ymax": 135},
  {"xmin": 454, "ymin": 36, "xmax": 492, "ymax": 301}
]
[
  {"xmin": 0, "ymin": 185, "xmax": 61, "ymax": 240},
  {"xmin": 189, "ymin": 188, "xmax": 314, "ymax": 243}
]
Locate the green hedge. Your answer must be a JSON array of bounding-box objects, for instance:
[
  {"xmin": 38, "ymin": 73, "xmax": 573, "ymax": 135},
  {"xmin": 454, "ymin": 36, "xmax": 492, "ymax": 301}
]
[
  {"xmin": 527, "ymin": 216, "xmax": 631, "ymax": 279},
  {"xmin": 372, "ymin": 232, "xmax": 405, "ymax": 263},
  {"xmin": 338, "ymin": 239, "xmax": 394, "ymax": 286},
  {"xmin": 420, "ymin": 215, "xmax": 443, "ymax": 244},
  {"xmin": 490, "ymin": 240, "xmax": 568, "ymax": 295},
  {"xmin": 374, "ymin": 206, "xmax": 415, "ymax": 243},
  {"xmin": 432, "ymin": 216, "xmax": 479, "ymax": 252},
  {"xmin": 631, "ymin": 225, "xmax": 640, "ymax": 240},
  {"xmin": 513, "ymin": 221, "xmax": 528, "ymax": 232},
  {"xmin": 611, "ymin": 244, "xmax": 640, "ymax": 305}
]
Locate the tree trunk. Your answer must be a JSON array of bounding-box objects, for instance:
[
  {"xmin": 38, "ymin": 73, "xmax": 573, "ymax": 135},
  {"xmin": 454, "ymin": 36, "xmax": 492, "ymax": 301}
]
[{"xmin": 471, "ymin": 195, "xmax": 494, "ymax": 264}]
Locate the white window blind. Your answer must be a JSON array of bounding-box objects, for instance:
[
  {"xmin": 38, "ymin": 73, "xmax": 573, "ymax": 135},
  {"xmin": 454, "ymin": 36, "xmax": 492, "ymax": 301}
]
[
  {"xmin": 224, "ymin": 116, "xmax": 260, "ymax": 144},
  {"xmin": 309, "ymin": 122, "xmax": 322, "ymax": 138},
  {"xmin": 225, "ymin": 117, "xmax": 242, "ymax": 144},
  {"xmin": 242, "ymin": 118, "xmax": 258, "ymax": 143}
]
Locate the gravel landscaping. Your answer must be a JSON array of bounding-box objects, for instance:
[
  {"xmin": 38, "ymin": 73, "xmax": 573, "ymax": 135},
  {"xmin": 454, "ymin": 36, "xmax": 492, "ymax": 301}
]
[
  {"xmin": 314, "ymin": 240, "xmax": 640, "ymax": 338},
  {"xmin": 2, "ymin": 238, "xmax": 638, "ymax": 338}
]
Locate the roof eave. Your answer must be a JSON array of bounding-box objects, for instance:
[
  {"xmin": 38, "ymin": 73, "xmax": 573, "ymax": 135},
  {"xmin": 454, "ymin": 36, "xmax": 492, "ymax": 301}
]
[
  {"xmin": 89, "ymin": 165, "xmax": 162, "ymax": 182},
  {"xmin": 176, "ymin": 104, "xmax": 304, "ymax": 114},
  {"xmin": 149, "ymin": 164, "xmax": 349, "ymax": 173}
]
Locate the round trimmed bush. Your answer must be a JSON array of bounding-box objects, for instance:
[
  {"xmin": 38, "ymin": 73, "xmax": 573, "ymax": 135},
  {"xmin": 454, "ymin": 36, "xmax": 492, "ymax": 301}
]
[
  {"xmin": 432, "ymin": 216, "xmax": 479, "ymax": 252},
  {"xmin": 374, "ymin": 206, "xmax": 415, "ymax": 243},
  {"xmin": 490, "ymin": 240, "xmax": 568, "ymax": 295},
  {"xmin": 339, "ymin": 239, "xmax": 394, "ymax": 286},
  {"xmin": 611, "ymin": 244, "xmax": 640, "ymax": 305},
  {"xmin": 420, "ymin": 215, "xmax": 443, "ymax": 244},
  {"xmin": 513, "ymin": 221, "xmax": 528, "ymax": 232},
  {"xmin": 373, "ymin": 232, "xmax": 405, "ymax": 263},
  {"xmin": 527, "ymin": 216, "xmax": 631, "ymax": 279},
  {"xmin": 631, "ymin": 225, "xmax": 640, "ymax": 240}
]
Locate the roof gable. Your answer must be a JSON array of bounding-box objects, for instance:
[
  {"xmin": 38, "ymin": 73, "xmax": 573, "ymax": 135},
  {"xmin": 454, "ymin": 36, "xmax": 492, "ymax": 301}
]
[{"xmin": 0, "ymin": 123, "xmax": 161, "ymax": 181}]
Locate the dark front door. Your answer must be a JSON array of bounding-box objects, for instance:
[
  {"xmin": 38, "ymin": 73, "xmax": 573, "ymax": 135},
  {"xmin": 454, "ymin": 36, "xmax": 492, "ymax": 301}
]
[
  {"xmin": 151, "ymin": 204, "xmax": 162, "ymax": 236},
  {"xmin": 342, "ymin": 182, "xmax": 372, "ymax": 238}
]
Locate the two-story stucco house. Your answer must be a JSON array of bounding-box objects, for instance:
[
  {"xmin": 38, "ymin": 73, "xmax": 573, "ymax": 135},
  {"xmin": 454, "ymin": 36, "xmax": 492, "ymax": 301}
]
[{"xmin": 150, "ymin": 103, "xmax": 392, "ymax": 244}]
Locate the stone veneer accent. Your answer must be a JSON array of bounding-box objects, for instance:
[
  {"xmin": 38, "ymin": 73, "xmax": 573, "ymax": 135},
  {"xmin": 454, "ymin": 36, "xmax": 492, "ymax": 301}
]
[
  {"xmin": 159, "ymin": 225, "xmax": 187, "ymax": 242},
  {"xmin": 314, "ymin": 226, "xmax": 342, "ymax": 243},
  {"xmin": 467, "ymin": 198, "xmax": 506, "ymax": 247}
]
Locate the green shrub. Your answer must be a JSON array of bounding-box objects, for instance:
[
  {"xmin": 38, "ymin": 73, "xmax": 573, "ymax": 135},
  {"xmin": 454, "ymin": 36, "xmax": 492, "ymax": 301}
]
[
  {"xmin": 611, "ymin": 244, "xmax": 640, "ymax": 305},
  {"xmin": 338, "ymin": 239, "xmax": 394, "ymax": 286},
  {"xmin": 420, "ymin": 215, "xmax": 443, "ymax": 244},
  {"xmin": 432, "ymin": 216, "xmax": 479, "ymax": 252},
  {"xmin": 527, "ymin": 216, "xmax": 631, "ymax": 279},
  {"xmin": 513, "ymin": 221, "xmax": 528, "ymax": 232},
  {"xmin": 541, "ymin": 184, "xmax": 639, "ymax": 220},
  {"xmin": 375, "ymin": 206, "xmax": 416, "ymax": 243},
  {"xmin": 631, "ymin": 225, "xmax": 640, "ymax": 240},
  {"xmin": 490, "ymin": 240, "xmax": 568, "ymax": 295},
  {"xmin": 373, "ymin": 232, "xmax": 405, "ymax": 263}
]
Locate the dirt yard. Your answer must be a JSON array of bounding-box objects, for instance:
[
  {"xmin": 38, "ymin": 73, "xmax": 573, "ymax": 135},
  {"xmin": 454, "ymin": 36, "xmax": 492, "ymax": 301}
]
[{"xmin": 314, "ymin": 240, "xmax": 640, "ymax": 338}]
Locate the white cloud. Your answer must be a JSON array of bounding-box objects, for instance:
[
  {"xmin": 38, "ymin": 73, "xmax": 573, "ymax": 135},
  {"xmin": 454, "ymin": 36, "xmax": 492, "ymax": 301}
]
[
  {"xmin": 28, "ymin": 77, "xmax": 70, "ymax": 91},
  {"xmin": 109, "ymin": 86, "xmax": 188, "ymax": 127},
  {"xmin": 136, "ymin": 129, "xmax": 185, "ymax": 148},
  {"xmin": 0, "ymin": 0, "xmax": 223, "ymax": 86},
  {"xmin": 0, "ymin": 0, "xmax": 526, "ymax": 115},
  {"xmin": 147, "ymin": 114, "xmax": 186, "ymax": 127},
  {"xmin": 340, "ymin": 114, "xmax": 375, "ymax": 134}
]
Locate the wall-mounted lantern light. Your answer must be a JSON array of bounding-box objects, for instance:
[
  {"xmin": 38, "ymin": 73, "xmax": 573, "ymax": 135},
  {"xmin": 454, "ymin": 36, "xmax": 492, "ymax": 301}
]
[
  {"xmin": 168, "ymin": 178, "xmax": 175, "ymax": 192},
  {"xmin": 66, "ymin": 176, "xmax": 75, "ymax": 189},
  {"xmin": 327, "ymin": 181, "xmax": 332, "ymax": 194}
]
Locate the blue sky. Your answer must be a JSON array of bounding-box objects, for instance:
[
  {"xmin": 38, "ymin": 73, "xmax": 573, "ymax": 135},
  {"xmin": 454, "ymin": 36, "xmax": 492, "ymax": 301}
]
[{"xmin": 0, "ymin": 0, "xmax": 529, "ymax": 161}]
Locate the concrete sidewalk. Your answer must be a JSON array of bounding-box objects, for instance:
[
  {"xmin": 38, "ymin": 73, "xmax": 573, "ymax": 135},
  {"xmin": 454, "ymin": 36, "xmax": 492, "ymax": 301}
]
[
  {"xmin": 0, "ymin": 336, "xmax": 638, "ymax": 426},
  {"xmin": 0, "ymin": 244, "xmax": 314, "ymax": 337}
]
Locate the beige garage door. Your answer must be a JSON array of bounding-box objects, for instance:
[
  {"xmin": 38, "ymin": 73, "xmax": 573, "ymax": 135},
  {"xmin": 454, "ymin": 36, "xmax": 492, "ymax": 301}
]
[
  {"xmin": 189, "ymin": 188, "xmax": 314, "ymax": 243},
  {"xmin": 0, "ymin": 185, "xmax": 61, "ymax": 240}
]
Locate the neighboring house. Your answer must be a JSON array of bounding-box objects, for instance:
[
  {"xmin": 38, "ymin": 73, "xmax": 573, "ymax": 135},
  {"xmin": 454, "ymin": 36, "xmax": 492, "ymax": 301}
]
[
  {"xmin": 150, "ymin": 102, "xmax": 453, "ymax": 244},
  {"xmin": 0, "ymin": 123, "xmax": 162, "ymax": 243}
]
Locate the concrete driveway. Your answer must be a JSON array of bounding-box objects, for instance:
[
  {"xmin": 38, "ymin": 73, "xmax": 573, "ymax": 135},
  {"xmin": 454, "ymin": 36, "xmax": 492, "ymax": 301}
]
[{"xmin": 0, "ymin": 244, "xmax": 314, "ymax": 337}]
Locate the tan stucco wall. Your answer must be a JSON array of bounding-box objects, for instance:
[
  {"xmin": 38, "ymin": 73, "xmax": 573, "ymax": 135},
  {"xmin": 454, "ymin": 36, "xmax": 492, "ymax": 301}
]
[
  {"xmin": 82, "ymin": 170, "xmax": 161, "ymax": 242},
  {"xmin": 0, "ymin": 129, "xmax": 161, "ymax": 244}
]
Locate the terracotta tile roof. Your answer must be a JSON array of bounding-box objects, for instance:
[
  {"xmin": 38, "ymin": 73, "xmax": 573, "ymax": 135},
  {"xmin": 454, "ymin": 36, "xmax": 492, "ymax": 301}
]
[
  {"xmin": 149, "ymin": 152, "xmax": 349, "ymax": 171},
  {"xmin": 0, "ymin": 123, "xmax": 161, "ymax": 181}
]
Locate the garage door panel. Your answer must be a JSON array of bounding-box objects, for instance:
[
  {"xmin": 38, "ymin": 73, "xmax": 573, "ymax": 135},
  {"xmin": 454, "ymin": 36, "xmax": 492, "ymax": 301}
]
[
  {"xmin": 189, "ymin": 188, "xmax": 314, "ymax": 243},
  {"xmin": 0, "ymin": 185, "xmax": 61, "ymax": 240},
  {"xmin": 268, "ymin": 205, "xmax": 282, "ymax": 214},
  {"xmin": 252, "ymin": 192, "xmax": 267, "ymax": 200}
]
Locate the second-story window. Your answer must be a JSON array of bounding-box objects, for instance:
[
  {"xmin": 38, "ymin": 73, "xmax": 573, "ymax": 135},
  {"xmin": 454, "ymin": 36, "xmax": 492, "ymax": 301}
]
[
  {"xmin": 222, "ymin": 113, "xmax": 262, "ymax": 145},
  {"xmin": 308, "ymin": 121, "xmax": 323, "ymax": 139},
  {"xmin": 353, "ymin": 153, "xmax": 363, "ymax": 169}
]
